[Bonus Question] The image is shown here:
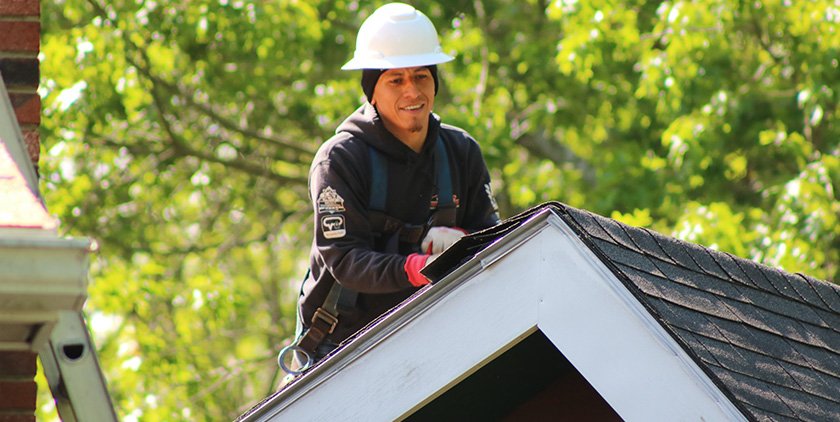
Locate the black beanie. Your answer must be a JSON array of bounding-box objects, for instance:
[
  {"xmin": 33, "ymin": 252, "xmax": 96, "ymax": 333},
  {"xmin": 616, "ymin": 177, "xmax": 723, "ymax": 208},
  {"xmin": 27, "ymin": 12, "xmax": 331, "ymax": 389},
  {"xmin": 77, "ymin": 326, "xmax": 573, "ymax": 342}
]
[{"xmin": 361, "ymin": 65, "xmax": 439, "ymax": 103}]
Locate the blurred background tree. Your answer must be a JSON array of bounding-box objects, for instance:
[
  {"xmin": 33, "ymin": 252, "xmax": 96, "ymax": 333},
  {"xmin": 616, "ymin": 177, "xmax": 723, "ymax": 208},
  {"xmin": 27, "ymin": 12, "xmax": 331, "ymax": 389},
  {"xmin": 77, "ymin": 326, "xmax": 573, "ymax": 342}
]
[{"xmin": 37, "ymin": 0, "xmax": 839, "ymax": 420}]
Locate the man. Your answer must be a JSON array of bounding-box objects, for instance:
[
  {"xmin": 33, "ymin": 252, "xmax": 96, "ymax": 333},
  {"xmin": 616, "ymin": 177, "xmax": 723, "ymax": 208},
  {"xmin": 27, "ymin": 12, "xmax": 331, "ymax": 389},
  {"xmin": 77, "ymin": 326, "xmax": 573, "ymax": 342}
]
[{"xmin": 286, "ymin": 2, "xmax": 500, "ymax": 372}]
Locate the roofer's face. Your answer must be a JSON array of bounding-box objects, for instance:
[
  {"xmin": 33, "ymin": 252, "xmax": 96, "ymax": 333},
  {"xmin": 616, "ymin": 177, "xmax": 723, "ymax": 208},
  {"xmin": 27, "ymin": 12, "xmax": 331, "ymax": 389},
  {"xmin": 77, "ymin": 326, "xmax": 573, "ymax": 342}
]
[{"xmin": 371, "ymin": 66, "xmax": 435, "ymax": 139}]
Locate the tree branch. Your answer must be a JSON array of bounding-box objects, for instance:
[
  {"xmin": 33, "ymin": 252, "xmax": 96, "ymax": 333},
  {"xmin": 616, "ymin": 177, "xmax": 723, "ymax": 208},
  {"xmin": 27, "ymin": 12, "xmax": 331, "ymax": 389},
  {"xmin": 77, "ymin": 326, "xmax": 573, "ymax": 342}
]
[
  {"xmin": 139, "ymin": 64, "xmax": 309, "ymax": 186},
  {"xmin": 86, "ymin": 0, "xmax": 316, "ymax": 160},
  {"xmin": 515, "ymin": 128, "xmax": 597, "ymax": 187},
  {"xmin": 131, "ymin": 57, "xmax": 317, "ymax": 159}
]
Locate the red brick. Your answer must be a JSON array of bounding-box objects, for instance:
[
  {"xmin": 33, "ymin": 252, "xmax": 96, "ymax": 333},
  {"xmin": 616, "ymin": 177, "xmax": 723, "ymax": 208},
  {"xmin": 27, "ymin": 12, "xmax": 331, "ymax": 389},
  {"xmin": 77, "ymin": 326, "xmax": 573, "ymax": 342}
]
[
  {"xmin": 0, "ymin": 381, "xmax": 36, "ymax": 411},
  {"xmin": 21, "ymin": 130, "xmax": 39, "ymax": 165},
  {"xmin": 0, "ymin": 0, "xmax": 39, "ymax": 16},
  {"xmin": 8, "ymin": 93, "xmax": 39, "ymax": 125},
  {"xmin": 0, "ymin": 351, "xmax": 36, "ymax": 377},
  {"xmin": 0, "ymin": 22, "xmax": 39, "ymax": 53}
]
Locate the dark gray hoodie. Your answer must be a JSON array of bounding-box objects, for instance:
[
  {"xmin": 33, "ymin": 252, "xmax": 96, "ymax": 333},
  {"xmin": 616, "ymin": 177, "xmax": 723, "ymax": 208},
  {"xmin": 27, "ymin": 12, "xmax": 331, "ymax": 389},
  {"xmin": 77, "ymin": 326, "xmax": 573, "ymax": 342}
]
[{"xmin": 299, "ymin": 102, "xmax": 499, "ymax": 344}]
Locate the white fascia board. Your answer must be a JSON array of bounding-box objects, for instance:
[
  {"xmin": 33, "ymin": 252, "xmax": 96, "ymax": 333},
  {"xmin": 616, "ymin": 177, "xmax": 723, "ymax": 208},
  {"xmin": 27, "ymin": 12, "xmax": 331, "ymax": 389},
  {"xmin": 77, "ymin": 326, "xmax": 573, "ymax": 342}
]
[{"xmin": 242, "ymin": 210, "xmax": 744, "ymax": 422}]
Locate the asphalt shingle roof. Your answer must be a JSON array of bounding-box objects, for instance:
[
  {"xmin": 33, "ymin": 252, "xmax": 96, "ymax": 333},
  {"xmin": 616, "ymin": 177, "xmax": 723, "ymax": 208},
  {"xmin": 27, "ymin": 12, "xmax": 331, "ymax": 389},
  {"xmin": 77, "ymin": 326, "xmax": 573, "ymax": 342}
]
[{"xmin": 471, "ymin": 203, "xmax": 840, "ymax": 421}]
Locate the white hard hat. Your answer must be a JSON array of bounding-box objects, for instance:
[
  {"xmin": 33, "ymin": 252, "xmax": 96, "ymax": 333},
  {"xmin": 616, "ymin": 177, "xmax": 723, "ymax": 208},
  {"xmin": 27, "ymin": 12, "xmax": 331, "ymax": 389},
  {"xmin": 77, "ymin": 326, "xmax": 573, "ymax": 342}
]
[{"xmin": 341, "ymin": 2, "xmax": 455, "ymax": 70}]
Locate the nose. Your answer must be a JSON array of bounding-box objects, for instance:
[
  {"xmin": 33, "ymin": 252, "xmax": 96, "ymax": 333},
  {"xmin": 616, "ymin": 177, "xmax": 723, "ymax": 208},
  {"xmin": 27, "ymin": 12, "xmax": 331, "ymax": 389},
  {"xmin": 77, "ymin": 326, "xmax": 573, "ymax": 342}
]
[{"xmin": 404, "ymin": 79, "xmax": 421, "ymax": 97}]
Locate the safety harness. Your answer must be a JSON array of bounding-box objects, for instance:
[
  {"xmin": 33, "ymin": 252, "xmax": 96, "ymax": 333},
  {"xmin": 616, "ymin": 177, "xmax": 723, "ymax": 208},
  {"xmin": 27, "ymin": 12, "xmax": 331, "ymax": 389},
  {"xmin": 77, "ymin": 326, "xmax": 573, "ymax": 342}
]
[
  {"xmin": 279, "ymin": 136, "xmax": 456, "ymax": 374},
  {"xmin": 368, "ymin": 136, "xmax": 457, "ymax": 243}
]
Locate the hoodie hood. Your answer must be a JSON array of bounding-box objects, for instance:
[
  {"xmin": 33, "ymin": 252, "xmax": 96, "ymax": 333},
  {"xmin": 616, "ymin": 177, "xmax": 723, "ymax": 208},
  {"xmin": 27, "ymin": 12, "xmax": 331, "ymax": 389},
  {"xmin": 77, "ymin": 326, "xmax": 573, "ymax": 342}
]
[{"xmin": 336, "ymin": 103, "xmax": 441, "ymax": 162}]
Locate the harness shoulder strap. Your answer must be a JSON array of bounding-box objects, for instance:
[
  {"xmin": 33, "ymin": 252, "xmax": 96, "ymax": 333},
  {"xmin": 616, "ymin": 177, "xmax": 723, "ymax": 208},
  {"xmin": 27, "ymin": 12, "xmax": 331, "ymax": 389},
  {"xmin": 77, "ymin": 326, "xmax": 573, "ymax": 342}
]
[
  {"xmin": 367, "ymin": 136, "xmax": 456, "ymax": 232},
  {"xmin": 432, "ymin": 136, "xmax": 457, "ymax": 227},
  {"xmin": 367, "ymin": 146, "xmax": 412, "ymax": 240},
  {"xmin": 434, "ymin": 137, "xmax": 453, "ymax": 207}
]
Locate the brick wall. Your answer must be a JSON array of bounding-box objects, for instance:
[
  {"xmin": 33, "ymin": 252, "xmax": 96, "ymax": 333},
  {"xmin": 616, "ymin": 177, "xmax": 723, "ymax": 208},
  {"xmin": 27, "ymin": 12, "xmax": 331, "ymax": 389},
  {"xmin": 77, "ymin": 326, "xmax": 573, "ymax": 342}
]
[
  {"xmin": 0, "ymin": 0, "xmax": 40, "ymax": 175},
  {"xmin": 0, "ymin": 351, "xmax": 37, "ymax": 422},
  {"xmin": 0, "ymin": 1, "xmax": 41, "ymax": 420}
]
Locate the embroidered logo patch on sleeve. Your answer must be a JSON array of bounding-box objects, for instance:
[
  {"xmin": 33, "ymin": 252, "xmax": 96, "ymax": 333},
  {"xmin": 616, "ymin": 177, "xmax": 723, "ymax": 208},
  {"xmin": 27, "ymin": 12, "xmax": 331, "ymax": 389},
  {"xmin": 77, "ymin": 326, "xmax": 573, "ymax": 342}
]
[
  {"xmin": 317, "ymin": 186, "xmax": 346, "ymax": 213},
  {"xmin": 317, "ymin": 187, "xmax": 347, "ymax": 238},
  {"xmin": 321, "ymin": 215, "xmax": 346, "ymax": 239}
]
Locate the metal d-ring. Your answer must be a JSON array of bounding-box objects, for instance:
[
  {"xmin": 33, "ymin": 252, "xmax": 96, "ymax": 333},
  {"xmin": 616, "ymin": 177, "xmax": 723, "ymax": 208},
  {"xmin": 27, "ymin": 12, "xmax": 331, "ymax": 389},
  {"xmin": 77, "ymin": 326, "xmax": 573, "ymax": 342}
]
[{"xmin": 278, "ymin": 345, "xmax": 313, "ymax": 375}]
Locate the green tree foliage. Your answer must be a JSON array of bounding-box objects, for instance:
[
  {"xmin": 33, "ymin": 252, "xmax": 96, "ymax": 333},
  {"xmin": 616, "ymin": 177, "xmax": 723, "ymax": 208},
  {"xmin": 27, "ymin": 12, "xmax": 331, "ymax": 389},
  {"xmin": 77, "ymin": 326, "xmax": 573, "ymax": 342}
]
[{"xmin": 38, "ymin": 0, "xmax": 838, "ymax": 420}]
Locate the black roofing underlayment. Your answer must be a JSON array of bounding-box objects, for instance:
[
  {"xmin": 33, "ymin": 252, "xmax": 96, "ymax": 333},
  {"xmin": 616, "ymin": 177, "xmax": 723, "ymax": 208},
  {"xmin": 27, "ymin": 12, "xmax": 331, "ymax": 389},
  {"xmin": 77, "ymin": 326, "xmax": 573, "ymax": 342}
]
[{"xmin": 430, "ymin": 202, "xmax": 840, "ymax": 422}]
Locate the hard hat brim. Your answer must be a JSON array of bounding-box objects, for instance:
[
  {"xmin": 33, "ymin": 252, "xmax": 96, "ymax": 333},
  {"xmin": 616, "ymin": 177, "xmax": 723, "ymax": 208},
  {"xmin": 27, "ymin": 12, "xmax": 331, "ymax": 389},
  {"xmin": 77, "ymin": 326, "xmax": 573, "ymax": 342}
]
[{"xmin": 341, "ymin": 51, "xmax": 455, "ymax": 71}]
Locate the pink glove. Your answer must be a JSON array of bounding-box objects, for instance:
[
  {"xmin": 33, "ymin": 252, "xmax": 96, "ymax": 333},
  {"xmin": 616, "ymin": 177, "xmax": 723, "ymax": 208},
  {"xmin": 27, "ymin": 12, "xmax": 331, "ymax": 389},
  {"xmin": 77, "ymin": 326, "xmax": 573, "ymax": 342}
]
[
  {"xmin": 405, "ymin": 253, "xmax": 433, "ymax": 287},
  {"xmin": 421, "ymin": 227, "xmax": 467, "ymax": 255}
]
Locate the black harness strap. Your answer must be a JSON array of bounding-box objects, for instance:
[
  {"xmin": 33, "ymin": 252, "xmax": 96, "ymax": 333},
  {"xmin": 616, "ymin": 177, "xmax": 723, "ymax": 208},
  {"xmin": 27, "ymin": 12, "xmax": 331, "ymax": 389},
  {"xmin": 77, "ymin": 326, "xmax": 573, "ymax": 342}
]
[
  {"xmin": 431, "ymin": 136, "xmax": 456, "ymax": 227},
  {"xmin": 296, "ymin": 284, "xmax": 340, "ymax": 355},
  {"xmin": 368, "ymin": 145, "xmax": 429, "ymax": 244}
]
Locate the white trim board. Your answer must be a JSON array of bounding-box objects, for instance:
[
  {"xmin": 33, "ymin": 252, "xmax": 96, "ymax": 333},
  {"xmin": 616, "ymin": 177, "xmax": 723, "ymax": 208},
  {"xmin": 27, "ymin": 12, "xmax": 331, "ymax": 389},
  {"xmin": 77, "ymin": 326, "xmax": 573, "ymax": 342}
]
[{"xmin": 242, "ymin": 210, "xmax": 746, "ymax": 422}]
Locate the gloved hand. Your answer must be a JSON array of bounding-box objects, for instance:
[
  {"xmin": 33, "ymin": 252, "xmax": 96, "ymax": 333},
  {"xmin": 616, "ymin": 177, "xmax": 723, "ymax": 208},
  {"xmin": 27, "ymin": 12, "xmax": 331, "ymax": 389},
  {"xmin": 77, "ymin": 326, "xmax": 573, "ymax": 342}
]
[
  {"xmin": 404, "ymin": 253, "xmax": 441, "ymax": 287},
  {"xmin": 421, "ymin": 227, "xmax": 467, "ymax": 255}
]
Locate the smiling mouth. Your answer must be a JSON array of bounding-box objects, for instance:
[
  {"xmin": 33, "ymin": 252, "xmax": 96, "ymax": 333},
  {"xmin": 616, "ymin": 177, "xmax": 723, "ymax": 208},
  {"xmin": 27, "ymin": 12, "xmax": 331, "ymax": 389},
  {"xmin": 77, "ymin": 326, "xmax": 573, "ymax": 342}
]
[{"xmin": 402, "ymin": 104, "xmax": 424, "ymax": 111}]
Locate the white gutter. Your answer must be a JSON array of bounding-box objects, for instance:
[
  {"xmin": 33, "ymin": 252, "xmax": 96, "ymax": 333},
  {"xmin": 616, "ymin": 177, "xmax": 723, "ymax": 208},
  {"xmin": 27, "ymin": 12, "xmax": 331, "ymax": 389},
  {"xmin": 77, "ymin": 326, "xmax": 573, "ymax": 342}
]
[{"xmin": 0, "ymin": 237, "xmax": 93, "ymax": 351}]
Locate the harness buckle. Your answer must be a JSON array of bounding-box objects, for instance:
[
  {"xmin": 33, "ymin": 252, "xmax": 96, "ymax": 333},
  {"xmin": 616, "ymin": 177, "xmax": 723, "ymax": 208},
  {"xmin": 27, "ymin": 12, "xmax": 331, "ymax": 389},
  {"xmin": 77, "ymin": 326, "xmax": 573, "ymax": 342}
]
[{"xmin": 312, "ymin": 308, "xmax": 339, "ymax": 334}]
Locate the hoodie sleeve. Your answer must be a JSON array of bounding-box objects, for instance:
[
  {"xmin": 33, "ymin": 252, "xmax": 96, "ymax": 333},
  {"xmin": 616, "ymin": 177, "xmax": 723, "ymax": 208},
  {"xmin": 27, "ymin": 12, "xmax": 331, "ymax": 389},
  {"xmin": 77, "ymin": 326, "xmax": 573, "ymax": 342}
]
[
  {"xmin": 309, "ymin": 140, "xmax": 415, "ymax": 294},
  {"xmin": 462, "ymin": 139, "xmax": 501, "ymax": 231}
]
